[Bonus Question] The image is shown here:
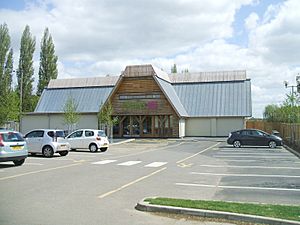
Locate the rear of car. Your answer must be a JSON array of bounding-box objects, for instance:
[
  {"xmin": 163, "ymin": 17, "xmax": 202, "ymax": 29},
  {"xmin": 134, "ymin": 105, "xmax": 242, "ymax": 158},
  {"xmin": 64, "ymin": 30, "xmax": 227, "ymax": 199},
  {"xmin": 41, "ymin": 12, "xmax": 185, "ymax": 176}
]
[
  {"xmin": 67, "ymin": 129, "xmax": 109, "ymax": 152},
  {"xmin": 0, "ymin": 131, "xmax": 28, "ymax": 166},
  {"xmin": 24, "ymin": 129, "xmax": 70, "ymax": 158}
]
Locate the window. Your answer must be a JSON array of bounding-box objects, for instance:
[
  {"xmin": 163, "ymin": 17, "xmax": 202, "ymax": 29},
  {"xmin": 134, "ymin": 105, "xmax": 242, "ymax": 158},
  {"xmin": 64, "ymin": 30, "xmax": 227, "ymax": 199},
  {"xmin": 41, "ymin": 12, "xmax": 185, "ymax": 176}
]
[
  {"xmin": 69, "ymin": 130, "xmax": 83, "ymax": 138},
  {"xmin": 119, "ymin": 94, "xmax": 160, "ymax": 100},
  {"xmin": 1, "ymin": 132, "xmax": 24, "ymax": 142},
  {"xmin": 25, "ymin": 130, "xmax": 44, "ymax": 138},
  {"xmin": 85, "ymin": 130, "xmax": 94, "ymax": 137}
]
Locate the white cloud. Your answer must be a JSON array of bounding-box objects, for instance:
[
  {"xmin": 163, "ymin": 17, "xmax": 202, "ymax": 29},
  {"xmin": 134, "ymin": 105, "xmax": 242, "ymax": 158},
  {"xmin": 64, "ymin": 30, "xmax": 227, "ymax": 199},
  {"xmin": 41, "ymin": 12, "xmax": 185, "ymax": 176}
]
[{"xmin": 1, "ymin": 0, "xmax": 299, "ymax": 118}]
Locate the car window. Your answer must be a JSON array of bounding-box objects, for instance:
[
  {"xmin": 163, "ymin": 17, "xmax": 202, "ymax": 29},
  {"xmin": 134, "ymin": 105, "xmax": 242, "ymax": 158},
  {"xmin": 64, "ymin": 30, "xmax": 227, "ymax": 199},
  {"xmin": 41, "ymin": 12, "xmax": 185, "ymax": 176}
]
[
  {"xmin": 252, "ymin": 130, "xmax": 264, "ymax": 136},
  {"xmin": 69, "ymin": 131, "xmax": 83, "ymax": 138},
  {"xmin": 56, "ymin": 131, "xmax": 65, "ymax": 138},
  {"xmin": 1, "ymin": 132, "xmax": 24, "ymax": 142},
  {"xmin": 26, "ymin": 130, "xmax": 44, "ymax": 138},
  {"xmin": 98, "ymin": 130, "xmax": 106, "ymax": 137},
  {"xmin": 48, "ymin": 131, "xmax": 55, "ymax": 138},
  {"xmin": 85, "ymin": 130, "xmax": 94, "ymax": 137},
  {"xmin": 241, "ymin": 130, "xmax": 250, "ymax": 136}
]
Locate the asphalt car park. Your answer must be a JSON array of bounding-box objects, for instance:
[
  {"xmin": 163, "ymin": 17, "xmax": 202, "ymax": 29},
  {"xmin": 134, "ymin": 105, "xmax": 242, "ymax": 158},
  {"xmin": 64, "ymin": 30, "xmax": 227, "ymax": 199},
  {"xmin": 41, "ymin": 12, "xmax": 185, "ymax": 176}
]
[{"xmin": 0, "ymin": 138, "xmax": 299, "ymax": 225}]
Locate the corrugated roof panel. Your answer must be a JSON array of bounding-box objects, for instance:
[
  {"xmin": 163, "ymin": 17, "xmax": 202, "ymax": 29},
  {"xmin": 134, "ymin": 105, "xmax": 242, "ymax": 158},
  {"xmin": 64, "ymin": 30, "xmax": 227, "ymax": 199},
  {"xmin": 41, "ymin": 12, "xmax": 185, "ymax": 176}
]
[
  {"xmin": 155, "ymin": 76, "xmax": 188, "ymax": 117},
  {"xmin": 35, "ymin": 87, "xmax": 114, "ymax": 113},
  {"xmin": 173, "ymin": 80, "xmax": 252, "ymax": 117}
]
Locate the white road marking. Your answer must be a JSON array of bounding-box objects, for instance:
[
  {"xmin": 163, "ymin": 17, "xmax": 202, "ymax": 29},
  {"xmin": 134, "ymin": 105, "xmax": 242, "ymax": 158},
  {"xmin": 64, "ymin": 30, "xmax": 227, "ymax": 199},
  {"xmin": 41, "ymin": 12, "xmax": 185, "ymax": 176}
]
[
  {"xmin": 216, "ymin": 152, "xmax": 292, "ymax": 156},
  {"xmin": 197, "ymin": 165, "xmax": 300, "ymax": 169},
  {"xmin": 214, "ymin": 156, "xmax": 295, "ymax": 158},
  {"xmin": 91, "ymin": 160, "xmax": 117, "ymax": 165},
  {"xmin": 177, "ymin": 142, "xmax": 220, "ymax": 164},
  {"xmin": 175, "ymin": 183, "xmax": 300, "ymax": 192},
  {"xmin": 117, "ymin": 161, "xmax": 142, "ymax": 166},
  {"xmin": 144, "ymin": 162, "xmax": 167, "ymax": 168},
  {"xmin": 98, "ymin": 167, "xmax": 167, "ymax": 199},
  {"xmin": 190, "ymin": 172, "xmax": 300, "ymax": 178},
  {"xmin": 24, "ymin": 163, "xmax": 43, "ymax": 166},
  {"xmin": 223, "ymin": 160, "xmax": 257, "ymax": 162}
]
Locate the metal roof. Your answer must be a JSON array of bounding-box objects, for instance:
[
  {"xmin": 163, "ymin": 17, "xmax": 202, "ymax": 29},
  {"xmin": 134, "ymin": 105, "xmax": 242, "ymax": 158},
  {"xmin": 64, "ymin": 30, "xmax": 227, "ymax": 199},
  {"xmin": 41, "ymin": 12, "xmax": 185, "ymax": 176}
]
[
  {"xmin": 48, "ymin": 76, "xmax": 118, "ymax": 89},
  {"xmin": 169, "ymin": 70, "xmax": 246, "ymax": 83},
  {"xmin": 155, "ymin": 76, "xmax": 188, "ymax": 117},
  {"xmin": 172, "ymin": 80, "xmax": 252, "ymax": 117},
  {"xmin": 35, "ymin": 87, "xmax": 113, "ymax": 113}
]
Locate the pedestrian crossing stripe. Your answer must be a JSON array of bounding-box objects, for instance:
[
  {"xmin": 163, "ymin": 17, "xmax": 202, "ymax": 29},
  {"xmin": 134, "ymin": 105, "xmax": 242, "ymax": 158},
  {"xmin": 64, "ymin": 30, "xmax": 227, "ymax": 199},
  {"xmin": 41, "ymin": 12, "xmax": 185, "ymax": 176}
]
[
  {"xmin": 117, "ymin": 161, "xmax": 142, "ymax": 166},
  {"xmin": 91, "ymin": 160, "xmax": 167, "ymax": 168},
  {"xmin": 91, "ymin": 160, "xmax": 117, "ymax": 165}
]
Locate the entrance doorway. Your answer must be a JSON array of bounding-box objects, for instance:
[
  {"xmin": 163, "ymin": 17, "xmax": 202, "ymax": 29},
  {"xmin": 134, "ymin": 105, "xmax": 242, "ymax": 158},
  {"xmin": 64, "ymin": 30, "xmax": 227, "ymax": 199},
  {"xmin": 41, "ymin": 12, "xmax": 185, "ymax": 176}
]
[{"xmin": 114, "ymin": 115, "xmax": 173, "ymax": 138}]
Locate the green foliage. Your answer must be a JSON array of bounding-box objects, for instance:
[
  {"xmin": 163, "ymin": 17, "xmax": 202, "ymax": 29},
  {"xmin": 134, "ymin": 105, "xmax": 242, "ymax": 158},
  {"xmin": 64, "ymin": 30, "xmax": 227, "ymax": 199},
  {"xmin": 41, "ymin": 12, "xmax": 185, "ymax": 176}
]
[
  {"xmin": 0, "ymin": 23, "xmax": 13, "ymax": 96},
  {"xmin": 0, "ymin": 91, "xmax": 19, "ymax": 125},
  {"xmin": 17, "ymin": 25, "xmax": 36, "ymax": 113},
  {"xmin": 37, "ymin": 28, "xmax": 58, "ymax": 96},
  {"xmin": 264, "ymin": 92, "xmax": 300, "ymax": 123},
  {"xmin": 98, "ymin": 101, "xmax": 118, "ymax": 126},
  {"xmin": 63, "ymin": 96, "xmax": 80, "ymax": 131},
  {"xmin": 171, "ymin": 63, "xmax": 177, "ymax": 73}
]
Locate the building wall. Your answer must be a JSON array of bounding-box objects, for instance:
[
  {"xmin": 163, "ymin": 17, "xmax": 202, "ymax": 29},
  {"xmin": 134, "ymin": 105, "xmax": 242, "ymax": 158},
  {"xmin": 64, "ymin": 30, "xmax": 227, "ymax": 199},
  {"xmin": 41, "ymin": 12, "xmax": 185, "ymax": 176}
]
[
  {"xmin": 21, "ymin": 114, "xmax": 98, "ymax": 134},
  {"xmin": 185, "ymin": 117, "xmax": 245, "ymax": 137}
]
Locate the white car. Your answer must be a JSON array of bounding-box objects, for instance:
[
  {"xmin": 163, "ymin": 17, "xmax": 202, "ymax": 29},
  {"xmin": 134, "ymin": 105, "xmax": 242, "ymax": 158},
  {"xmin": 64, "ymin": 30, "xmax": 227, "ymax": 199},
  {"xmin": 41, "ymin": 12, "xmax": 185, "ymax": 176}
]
[
  {"xmin": 0, "ymin": 130, "xmax": 28, "ymax": 166},
  {"xmin": 66, "ymin": 129, "xmax": 109, "ymax": 152},
  {"xmin": 24, "ymin": 129, "xmax": 70, "ymax": 157}
]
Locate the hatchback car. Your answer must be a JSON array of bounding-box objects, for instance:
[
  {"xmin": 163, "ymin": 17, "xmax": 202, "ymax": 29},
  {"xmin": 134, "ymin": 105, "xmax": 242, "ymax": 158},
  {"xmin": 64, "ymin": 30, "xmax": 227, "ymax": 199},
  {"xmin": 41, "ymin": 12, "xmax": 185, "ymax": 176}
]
[
  {"xmin": 66, "ymin": 129, "xmax": 109, "ymax": 152},
  {"xmin": 227, "ymin": 129, "xmax": 283, "ymax": 148},
  {"xmin": 24, "ymin": 129, "xmax": 70, "ymax": 157},
  {"xmin": 0, "ymin": 130, "xmax": 28, "ymax": 166}
]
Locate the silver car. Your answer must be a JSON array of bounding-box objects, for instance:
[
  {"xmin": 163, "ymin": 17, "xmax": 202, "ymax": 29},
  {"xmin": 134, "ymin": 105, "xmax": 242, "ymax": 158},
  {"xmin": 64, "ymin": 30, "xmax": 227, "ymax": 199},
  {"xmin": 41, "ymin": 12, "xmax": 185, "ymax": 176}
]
[
  {"xmin": 24, "ymin": 129, "xmax": 70, "ymax": 157},
  {"xmin": 67, "ymin": 129, "xmax": 109, "ymax": 152},
  {"xmin": 0, "ymin": 130, "xmax": 28, "ymax": 166}
]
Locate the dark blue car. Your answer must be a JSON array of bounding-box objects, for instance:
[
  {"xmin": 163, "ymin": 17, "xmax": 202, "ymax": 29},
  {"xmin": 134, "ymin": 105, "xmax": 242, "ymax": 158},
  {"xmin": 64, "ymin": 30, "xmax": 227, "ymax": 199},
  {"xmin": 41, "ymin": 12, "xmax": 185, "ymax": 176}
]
[{"xmin": 227, "ymin": 129, "xmax": 283, "ymax": 148}]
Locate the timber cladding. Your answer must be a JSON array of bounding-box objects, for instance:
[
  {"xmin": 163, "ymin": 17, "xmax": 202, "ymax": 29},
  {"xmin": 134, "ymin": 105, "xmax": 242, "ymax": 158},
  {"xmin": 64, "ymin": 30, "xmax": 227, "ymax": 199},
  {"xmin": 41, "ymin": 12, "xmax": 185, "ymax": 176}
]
[
  {"xmin": 110, "ymin": 76, "xmax": 180, "ymax": 137},
  {"xmin": 111, "ymin": 76, "xmax": 177, "ymax": 116}
]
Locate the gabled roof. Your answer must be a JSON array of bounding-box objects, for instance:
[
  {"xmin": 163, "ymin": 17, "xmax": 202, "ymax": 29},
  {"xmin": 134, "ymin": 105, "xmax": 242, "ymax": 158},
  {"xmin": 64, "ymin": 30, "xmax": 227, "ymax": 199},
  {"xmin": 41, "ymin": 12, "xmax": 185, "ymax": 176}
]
[{"xmin": 33, "ymin": 64, "xmax": 252, "ymax": 117}]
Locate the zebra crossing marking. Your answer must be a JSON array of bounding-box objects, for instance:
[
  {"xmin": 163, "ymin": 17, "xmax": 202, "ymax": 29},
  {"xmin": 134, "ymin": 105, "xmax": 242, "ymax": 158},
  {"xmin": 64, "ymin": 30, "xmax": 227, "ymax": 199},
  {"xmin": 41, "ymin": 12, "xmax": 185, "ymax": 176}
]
[
  {"xmin": 145, "ymin": 162, "xmax": 167, "ymax": 168},
  {"xmin": 91, "ymin": 160, "xmax": 117, "ymax": 165},
  {"xmin": 117, "ymin": 161, "xmax": 142, "ymax": 166}
]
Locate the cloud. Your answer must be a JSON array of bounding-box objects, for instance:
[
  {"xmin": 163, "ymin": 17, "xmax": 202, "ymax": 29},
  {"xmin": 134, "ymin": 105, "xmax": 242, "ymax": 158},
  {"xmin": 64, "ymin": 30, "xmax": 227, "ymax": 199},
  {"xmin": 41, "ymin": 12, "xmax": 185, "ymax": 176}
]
[{"xmin": 245, "ymin": 12, "xmax": 259, "ymax": 30}]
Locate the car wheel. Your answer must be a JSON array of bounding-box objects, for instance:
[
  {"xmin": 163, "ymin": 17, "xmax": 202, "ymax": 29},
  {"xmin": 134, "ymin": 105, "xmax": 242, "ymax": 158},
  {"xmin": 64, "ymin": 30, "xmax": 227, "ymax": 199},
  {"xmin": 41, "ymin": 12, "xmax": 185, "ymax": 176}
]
[
  {"xmin": 43, "ymin": 146, "xmax": 54, "ymax": 158},
  {"xmin": 13, "ymin": 159, "xmax": 25, "ymax": 166},
  {"xmin": 89, "ymin": 144, "xmax": 98, "ymax": 152},
  {"xmin": 233, "ymin": 140, "xmax": 241, "ymax": 148},
  {"xmin": 59, "ymin": 151, "xmax": 69, "ymax": 156},
  {"xmin": 269, "ymin": 141, "xmax": 277, "ymax": 148},
  {"xmin": 100, "ymin": 147, "xmax": 108, "ymax": 152}
]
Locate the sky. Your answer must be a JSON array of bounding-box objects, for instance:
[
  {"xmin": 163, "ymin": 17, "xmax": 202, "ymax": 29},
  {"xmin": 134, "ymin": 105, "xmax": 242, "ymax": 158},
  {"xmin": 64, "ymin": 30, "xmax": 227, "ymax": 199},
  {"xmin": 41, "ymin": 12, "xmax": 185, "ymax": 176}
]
[{"xmin": 0, "ymin": 0, "xmax": 299, "ymax": 118}]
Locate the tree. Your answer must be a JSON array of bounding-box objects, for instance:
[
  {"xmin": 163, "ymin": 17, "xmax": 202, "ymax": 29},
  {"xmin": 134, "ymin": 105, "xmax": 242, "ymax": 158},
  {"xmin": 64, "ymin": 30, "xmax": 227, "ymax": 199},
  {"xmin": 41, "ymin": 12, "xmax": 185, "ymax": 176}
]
[
  {"xmin": 63, "ymin": 96, "xmax": 80, "ymax": 134},
  {"xmin": 98, "ymin": 101, "xmax": 118, "ymax": 143},
  {"xmin": 0, "ymin": 23, "xmax": 14, "ymax": 125},
  {"xmin": 37, "ymin": 28, "xmax": 58, "ymax": 96},
  {"xmin": 171, "ymin": 64, "xmax": 177, "ymax": 73},
  {"xmin": 17, "ymin": 25, "xmax": 36, "ymax": 113}
]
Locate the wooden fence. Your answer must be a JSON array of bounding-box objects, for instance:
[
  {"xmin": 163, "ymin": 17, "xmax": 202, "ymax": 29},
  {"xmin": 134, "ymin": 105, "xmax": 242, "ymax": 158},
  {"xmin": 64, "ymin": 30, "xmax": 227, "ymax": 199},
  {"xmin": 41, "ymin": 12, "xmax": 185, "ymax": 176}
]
[{"xmin": 246, "ymin": 120, "xmax": 300, "ymax": 150}]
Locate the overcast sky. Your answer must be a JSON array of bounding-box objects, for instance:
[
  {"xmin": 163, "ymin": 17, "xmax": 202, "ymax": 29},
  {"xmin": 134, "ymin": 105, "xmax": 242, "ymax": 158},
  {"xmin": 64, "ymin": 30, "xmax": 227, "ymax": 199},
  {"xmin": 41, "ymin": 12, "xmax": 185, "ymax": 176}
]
[{"xmin": 0, "ymin": 0, "xmax": 299, "ymax": 118}]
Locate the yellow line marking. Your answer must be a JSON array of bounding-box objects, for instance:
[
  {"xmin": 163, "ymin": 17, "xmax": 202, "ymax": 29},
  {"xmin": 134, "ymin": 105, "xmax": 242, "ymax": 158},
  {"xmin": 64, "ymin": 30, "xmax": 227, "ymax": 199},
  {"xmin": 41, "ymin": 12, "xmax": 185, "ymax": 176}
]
[
  {"xmin": 178, "ymin": 162, "xmax": 193, "ymax": 168},
  {"xmin": 98, "ymin": 167, "xmax": 167, "ymax": 199},
  {"xmin": 0, "ymin": 163, "xmax": 82, "ymax": 181},
  {"xmin": 176, "ymin": 142, "xmax": 220, "ymax": 164}
]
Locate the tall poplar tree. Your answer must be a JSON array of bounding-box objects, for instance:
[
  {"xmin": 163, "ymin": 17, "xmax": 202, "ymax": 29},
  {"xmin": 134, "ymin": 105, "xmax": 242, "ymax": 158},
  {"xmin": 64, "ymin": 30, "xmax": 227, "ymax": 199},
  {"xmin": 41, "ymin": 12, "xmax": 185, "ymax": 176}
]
[
  {"xmin": 17, "ymin": 25, "xmax": 36, "ymax": 113},
  {"xmin": 37, "ymin": 28, "xmax": 58, "ymax": 96},
  {"xmin": 0, "ymin": 23, "xmax": 15, "ymax": 125}
]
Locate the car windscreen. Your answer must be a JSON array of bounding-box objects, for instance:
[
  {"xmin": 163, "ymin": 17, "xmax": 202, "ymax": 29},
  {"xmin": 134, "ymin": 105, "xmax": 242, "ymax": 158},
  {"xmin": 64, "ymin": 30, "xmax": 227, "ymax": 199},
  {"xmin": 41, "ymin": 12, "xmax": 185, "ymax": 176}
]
[
  {"xmin": 98, "ymin": 130, "xmax": 106, "ymax": 137},
  {"xmin": 1, "ymin": 132, "xmax": 24, "ymax": 142}
]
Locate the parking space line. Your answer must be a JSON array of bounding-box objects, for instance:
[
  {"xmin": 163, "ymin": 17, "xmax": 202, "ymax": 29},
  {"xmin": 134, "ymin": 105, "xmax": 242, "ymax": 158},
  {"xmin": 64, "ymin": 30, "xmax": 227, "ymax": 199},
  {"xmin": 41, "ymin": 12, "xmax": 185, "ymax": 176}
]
[
  {"xmin": 190, "ymin": 172, "xmax": 300, "ymax": 178},
  {"xmin": 216, "ymin": 153, "xmax": 292, "ymax": 156},
  {"xmin": 98, "ymin": 167, "xmax": 167, "ymax": 199},
  {"xmin": 214, "ymin": 156, "xmax": 295, "ymax": 158},
  {"xmin": 175, "ymin": 183, "xmax": 300, "ymax": 192},
  {"xmin": 197, "ymin": 165, "xmax": 300, "ymax": 169},
  {"xmin": 176, "ymin": 142, "xmax": 220, "ymax": 164},
  {"xmin": 0, "ymin": 163, "xmax": 82, "ymax": 181}
]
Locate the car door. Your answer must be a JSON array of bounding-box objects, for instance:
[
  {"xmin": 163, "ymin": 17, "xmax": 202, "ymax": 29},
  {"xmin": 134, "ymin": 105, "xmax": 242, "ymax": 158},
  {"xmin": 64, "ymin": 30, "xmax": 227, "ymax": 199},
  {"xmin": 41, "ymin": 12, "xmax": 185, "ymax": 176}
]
[
  {"xmin": 25, "ymin": 130, "xmax": 44, "ymax": 152},
  {"xmin": 252, "ymin": 130, "xmax": 268, "ymax": 146},
  {"xmin": 67, "ymin": 130, "xmax": 83, "ymax": 149},
  {"xmin": 84, "ymin": 130, "xmax": 94, "ymax": 148},
  {"xmin": 239, "ymin": 130, "xmax": 252, "ymax": 145}
]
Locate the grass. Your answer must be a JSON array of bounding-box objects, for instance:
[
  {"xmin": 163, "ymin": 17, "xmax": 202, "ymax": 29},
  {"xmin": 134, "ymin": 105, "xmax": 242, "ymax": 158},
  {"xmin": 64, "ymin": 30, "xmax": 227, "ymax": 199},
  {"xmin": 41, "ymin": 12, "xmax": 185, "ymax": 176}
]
[{"xmin": 145, "ymin": 197, "xmax": 300, "ymax": 222}]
